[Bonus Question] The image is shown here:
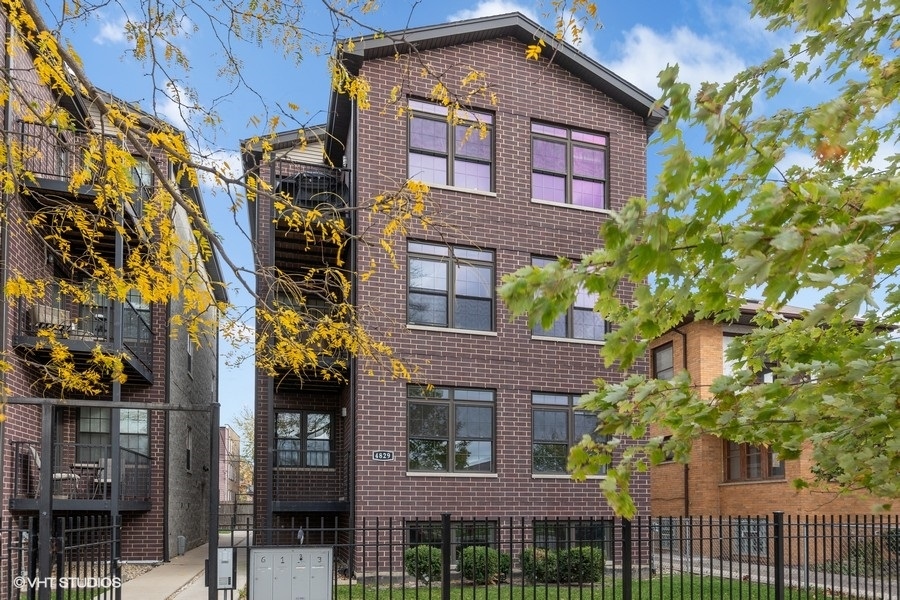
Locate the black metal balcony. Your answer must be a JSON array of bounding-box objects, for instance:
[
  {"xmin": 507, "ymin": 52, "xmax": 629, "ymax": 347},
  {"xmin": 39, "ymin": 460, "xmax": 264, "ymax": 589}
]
[
  {"xmin": 14, "ymin": 292, "xmax": 154, "ymax": 383},
  {"xmin": 8, "ymin": 441, "xmax": 152, "ymax": 512}
]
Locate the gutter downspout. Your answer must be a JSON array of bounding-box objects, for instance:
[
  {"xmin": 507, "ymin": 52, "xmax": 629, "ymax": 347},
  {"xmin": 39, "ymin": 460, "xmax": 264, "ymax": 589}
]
[
  {"xmin": 672, "ymin": 327, "xmax": 689, "ymax": 516},
  {"xmin": 348, "ymin": 98, "xmax": 359, "ymax": 565}
]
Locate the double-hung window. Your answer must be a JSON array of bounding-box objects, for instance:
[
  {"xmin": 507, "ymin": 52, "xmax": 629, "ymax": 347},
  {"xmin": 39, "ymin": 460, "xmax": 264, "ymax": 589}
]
[
  {"xmin": 532, "ymin": 393, "xmax": 606, "ymax": 474},
  {"xmin": 407, "ymin": 386, "xmax": 495, "ymax": 473},
  {"xmin": 532, "ymin": 123, "xmax": 608, "ymax": 209},
  {"xmin": 77, "ymin": 408, "xmax": 149, "ymax": 463},
  {"xmin": 531, "ymin": 257, "xmax": 604, "ymax": 341},
  {"xmin": 275, "ymin": 412, "xmax": 332, "ymax": 468},
  {"xmin": 408, "ymin": 99, "xmax": 493, "ymax": 191},
  {"xmin": 652, "ymin": 343, "xmax": 674, "ymax": 380},
  {"xmin": 408, "ymin": 242, "xmax": 494, "ymax": 331},
  {"xmin": 725, "ymin": 441, "xmax": 784, "ymax": 481}
]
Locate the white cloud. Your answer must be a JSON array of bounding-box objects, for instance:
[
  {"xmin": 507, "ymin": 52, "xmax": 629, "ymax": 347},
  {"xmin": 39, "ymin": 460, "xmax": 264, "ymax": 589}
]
[
  {"xmin": 447, "ymin": 1, "xmax": 538, "ymax": 22},
  {"xmin": 604, "ymin": 25, "xmax": 746, "ymax": 97},
  {"xmin": 93, "ymin": 17, "xmax": 128, "ymax": 45},
  {"xmin": 447, "ymin": 0, "xmax": 600, "ymax": 59}
]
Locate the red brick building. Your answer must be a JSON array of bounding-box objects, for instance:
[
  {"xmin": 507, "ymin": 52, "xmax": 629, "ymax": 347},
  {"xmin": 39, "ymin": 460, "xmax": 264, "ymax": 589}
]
[
  {"xmin": 0, "ymin": 5, "xmax": 226, "ymax": 572},
  {"xmin": 245, "ymin": 11, "xmax": 664, "ymax": 551},
  {"xmin": 648, "ymin": 304, "xmax": 900, "ymax": 517}
]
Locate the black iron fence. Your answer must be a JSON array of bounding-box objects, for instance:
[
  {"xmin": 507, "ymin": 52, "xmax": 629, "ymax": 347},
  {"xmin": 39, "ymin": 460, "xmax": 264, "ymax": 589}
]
[
  {"xmin": 1, "ymin": 515, "xmax": 121, "ymax": 600},
  {"xmin": 223, "ymin": 513, "xmax": 899, "ymax": 599}
]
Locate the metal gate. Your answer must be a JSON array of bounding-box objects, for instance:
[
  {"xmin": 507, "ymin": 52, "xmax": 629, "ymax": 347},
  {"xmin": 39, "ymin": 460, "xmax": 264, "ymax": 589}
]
[{"xmin": 1, "ymin": 515, "xmax": 121, "ymax": 600}]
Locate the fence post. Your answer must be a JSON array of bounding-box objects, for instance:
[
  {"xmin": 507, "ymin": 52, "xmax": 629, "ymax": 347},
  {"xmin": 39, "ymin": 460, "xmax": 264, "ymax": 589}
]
[
  {"xmin": 441, "ymin": 513, "xmax": 451, "ymax": 600},
  {"xmin": 622, "ymin": 518, "xmax": 632, "ymax": 600},
  {"xmin": 773, "ymin": 511, "xmax": 785, "ymax": 600}
]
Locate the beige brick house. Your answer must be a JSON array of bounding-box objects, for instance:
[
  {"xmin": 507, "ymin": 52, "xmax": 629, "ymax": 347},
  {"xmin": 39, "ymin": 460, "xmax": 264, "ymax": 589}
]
[{"xmin": 649, "ymin": 303, "xmax": 899, "ymax": 517}]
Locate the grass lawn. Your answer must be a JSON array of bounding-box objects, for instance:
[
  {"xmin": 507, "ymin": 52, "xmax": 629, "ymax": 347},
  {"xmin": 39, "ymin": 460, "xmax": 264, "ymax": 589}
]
[{"xmin": 334, "ymin": 574, "xmax": 840, "ymax": 599}]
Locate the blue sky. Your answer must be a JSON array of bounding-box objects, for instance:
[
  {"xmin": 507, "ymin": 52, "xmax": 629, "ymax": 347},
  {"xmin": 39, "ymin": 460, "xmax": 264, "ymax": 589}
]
[{"xmin": 48, "ymin": 0, "xmax": 784, "ymax": 427}]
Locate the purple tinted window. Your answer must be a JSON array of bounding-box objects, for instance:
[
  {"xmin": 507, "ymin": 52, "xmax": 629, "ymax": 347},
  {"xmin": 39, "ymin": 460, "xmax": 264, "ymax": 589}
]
[
  {"xmin": 532, "ymin": 173, "xmax": 565, "ymax": 203},
  {"xmin": 532, "ymin": 123, "xmax": 568, "ymax": 138},
  {"xmin": 455, "ymin": 126, "xmax": 491, "ymax": 160},
  {"xmin": 573, "ymin": 130, "xmax": 606, "ymax": 145},
  {"xmin": 454, "ymin": 161, "xmax": 491, "ymax": 190},
  {"xmin": 532, "ymin": 138, "xmax": 566, "ymax": 173},
  {"xmin": 573, "ymin": 145, "xmax": 605, "ymax": 178},
  {"xmin": 410, "ymin": 117, "xmax": 447, "ymax": 152},
  {"xmin": 572, "ymin": 180, "xmax": 604, "ymax": 208},
  {"xmin": 409, "ymin": 153, "xmax": 447, "ymax": 185}
]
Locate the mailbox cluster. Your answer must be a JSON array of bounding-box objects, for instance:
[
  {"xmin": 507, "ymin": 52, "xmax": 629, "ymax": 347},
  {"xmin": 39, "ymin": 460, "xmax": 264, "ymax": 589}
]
[{"xmin": 250, "ymin": 546, "xmax": 333, "ymax": 600}]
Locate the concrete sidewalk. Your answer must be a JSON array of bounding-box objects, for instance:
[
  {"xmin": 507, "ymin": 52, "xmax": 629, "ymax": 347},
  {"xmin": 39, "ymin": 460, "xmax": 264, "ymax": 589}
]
[{"xmin": 120, "ymin": 534, "xmax": 248, "ymax": 599}]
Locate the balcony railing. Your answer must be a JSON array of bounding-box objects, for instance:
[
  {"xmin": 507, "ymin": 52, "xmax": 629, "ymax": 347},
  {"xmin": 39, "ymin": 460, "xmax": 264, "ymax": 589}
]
[
  {"xmin": 17, "ymin": 120, "xmax": 72, "ymax": 182},
  {"xmin": 9, "ymin": 440, "xmax": 151, "ymax": 507},
  {"xmin": 18, "ymin": 291, "xmax": 153, "ymax": 374}
]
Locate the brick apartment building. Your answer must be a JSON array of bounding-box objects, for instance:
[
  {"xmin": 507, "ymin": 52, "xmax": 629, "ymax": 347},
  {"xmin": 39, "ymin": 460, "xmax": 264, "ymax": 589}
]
[
  {"xmin": 244, "ymin": 12, "xmax": 665, "ymax": 550},
  {"xmin": 648, "ymin": 303, "xmax": 900, "ymax": 517},
  {"xmin": 0, "ymin": 4, "xmax": 226, "ymax": 572}
]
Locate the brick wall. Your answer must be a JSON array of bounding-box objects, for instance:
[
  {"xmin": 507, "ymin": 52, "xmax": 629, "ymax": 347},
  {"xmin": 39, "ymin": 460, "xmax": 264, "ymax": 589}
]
[
  {"xmin": 649, "ymin": 320, "xmax": 899, "ymax": 517},
  {"xmin": 350, "ymin": 35, "xmax": 651, "ymax": 521}
]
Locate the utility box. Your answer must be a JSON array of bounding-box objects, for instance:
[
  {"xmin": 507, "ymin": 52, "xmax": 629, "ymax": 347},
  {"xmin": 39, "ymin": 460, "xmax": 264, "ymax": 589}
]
[{"xmin": 250, "ymin": 546, "xmax": 332, "ymax": 600}]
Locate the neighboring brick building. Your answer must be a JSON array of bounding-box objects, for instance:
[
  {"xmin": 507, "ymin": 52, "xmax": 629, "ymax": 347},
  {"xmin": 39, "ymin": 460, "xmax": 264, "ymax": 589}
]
[
  {"xmin": 219, "ymin": 425, "xmax": 241, "ymax": 503},
  {"xmin": 648, "ymin": 303, "xmax": 900, "ymax": 517},
  {"xmin": 244, "ymin": 12, "xmax": 664, "ymax": 551},
  {"xmin": 0, "ymin": 5, "xmax": 226, "ymax": 570}
]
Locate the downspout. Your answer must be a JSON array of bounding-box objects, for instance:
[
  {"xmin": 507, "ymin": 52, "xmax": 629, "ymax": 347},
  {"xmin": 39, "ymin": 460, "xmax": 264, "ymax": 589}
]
[
  {"xmin": 265, "ymin": 159, "xmax": 275, "ymax": 537},
  {"xmin": 672, "ymin": 327, "xmax": 689, "ymax": 516},
  {"xmin": 348, "ymin": 99, "xmax": 359, "ymax": 543}
]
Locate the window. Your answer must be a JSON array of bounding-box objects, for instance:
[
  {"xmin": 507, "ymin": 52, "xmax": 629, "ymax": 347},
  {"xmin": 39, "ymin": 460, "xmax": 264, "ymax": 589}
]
[
  {"xmin": 186, "ymin": 427, "xmax": 193, "ymax": 471},
  {"xmin": 531, "ymin": 123, "xmax": 608, "ymax": 209},
  {"xmin": 407, "ymin": 520, "xmax": 498, "ymax": 563},
  {"xmin": 128, "ymin": 156, "xmax": 154, "ymax": 218},
  {"xmin": 77, "ymin": 408, "xmax": 149, "ymax": 463},
  {"xmin": 407, "ymin": 386, "xmax": 494, "ymax": 473},
  {"xmin": 533, "ymin": 519, "xmax": 612, "ymax": 555},
  {"xmin": 408, "ymin": 242, "xmax": 494, "ymax": 331},
  {"xmin": 532, "ymin": 393, "xmax": 606, "ymax": 474},
  {"xmin": 408, "ymin": 99, "xmax": 493, "ymax": 190},
  {"xmin": 531, "ymin": 257, "xmax": 605, "ymax": 341},
  {"xmin": 275, "ymin": 412, "xmax": 333, "ymax": 468},
  {"xmin": 652, "ymin": 343, "xmax": 675, "ymax": 380},
  {"xmin": 735, "ymin": 517, "xmax": 768, "ymax": 556},
  {"xmin": 725, "ymin": 441, "xmax": 784, "ymax": 481}
]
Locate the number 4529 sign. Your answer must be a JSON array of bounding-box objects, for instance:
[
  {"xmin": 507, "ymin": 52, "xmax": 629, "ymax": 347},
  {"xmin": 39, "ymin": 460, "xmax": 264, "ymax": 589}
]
[{"xmin": 372, "ymin": 451, "xmax": 394, "ymax": 461}]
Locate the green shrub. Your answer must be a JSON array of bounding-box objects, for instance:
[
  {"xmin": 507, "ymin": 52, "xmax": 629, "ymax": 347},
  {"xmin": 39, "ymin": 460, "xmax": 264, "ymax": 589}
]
[
  {"xmin": 459, "ymin": 545, "xmax": 504, "ymax": 584},
  {"xmin": 521, "ymin": 547, "xmax": 560, "ymax": 583},
  {"xmin": 404, "ymin": 545, "xmax": 442, "ymax": 581},
  {"xmin": 522, "ymin": 546, "xmax": 603, "ymax": 583},
  {"xmin": 498, "ymin": 551, "xmax": 511, "ymax": 581},
  {"xmin": 560, "ymin": 546, "xmax": 604, "ymax": 582}
]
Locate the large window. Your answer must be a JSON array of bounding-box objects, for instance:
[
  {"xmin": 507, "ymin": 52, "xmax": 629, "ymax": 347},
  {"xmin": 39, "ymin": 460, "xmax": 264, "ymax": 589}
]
[
  {"xmin": 407, "ymin": 386, "xmax": 494, "ymax": 473},
  {"xmin": 408, "ymin": 99, "xmax": 493, "ymax": 191},
  {"xmin": 77, "ymin": 408, "xmax": 149, "ymax": 463},
  {"xmin": 532, "ymin": 393, "xmax": 606, "ymax": 474},
  {"xmin": 652, "ymin": 343, "xmax": 674, "ymax": 380},
  {"xmin": 275, "ymin": 412, "xmax": 332, "ymax": 468},
  {"xmin": 533, "ymin": 519, "xmax": 612, "ymax": 555},
  {"xmin": 408, "ymin": 242, "xmax": 494, "ymax": 331},
  {"xmin": 531, "ymin": 257, "xmax": 605, "ymax": 341},
  {"xmin": 724, "ymin": 441, "xmax": 784, "ymax": 481},
  {"xmin": 531, "ymin": 123, "xmax": 608, "ymax": 209}
]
